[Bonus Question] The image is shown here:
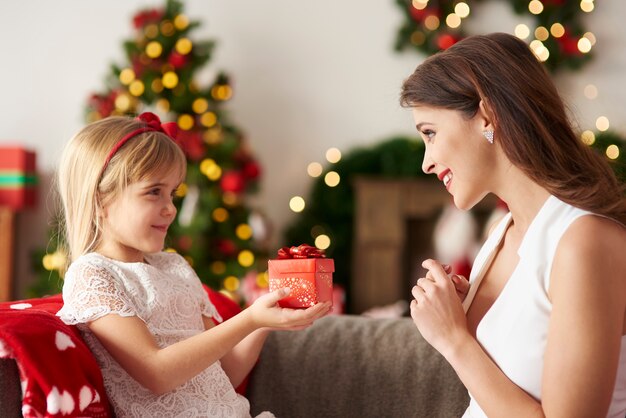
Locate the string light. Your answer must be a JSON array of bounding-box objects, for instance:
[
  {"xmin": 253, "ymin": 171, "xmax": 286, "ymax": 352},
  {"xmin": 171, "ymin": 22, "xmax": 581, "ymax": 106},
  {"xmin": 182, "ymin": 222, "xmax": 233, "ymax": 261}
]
[
  {"xmin": 454, "ymin": 2, "xmax": 470, "ymax": 18},
  {"xmin": 578, "ymin": 37, "xmax": 592, "ymax": 53},
  {"xmin": 238, "ymin": 250, "xmax": 255, "ymax": 267},
  {"xmin": 146, "ymin": 41, "xmax": 163, "ymax": 58},
  {"xmin": 175, "ymin": 183, "xmax": 188, "ymax": 197},
  {"xmin": 446, "ymin": 13, "xmax": 461, "ymax": 29},
  {"xmin": 152, "ymin": 79, "xmax": 164, "ymax": 94},
  {"xmin": 606, "ymin": 145, "xmax": 620, "ymax": 160},
  {"xmin": 550, "ymin": 23, "xmax": 565, "ymax": 38},
  {"xmin": 211, "ymin": 261, "xmax": 226, "ymax": 275},
  {"xmin": 212, "ymin": 207, "xmax": 229, "ymax": 222},
  {"xmin": 236, "ymin": 224, "xmax": 253, "ymax": 240},
  {"xmin": 307, "ymin": 162, "xmax": 323, "ymax": 177},
  {"xmin": 119, "ymin": 68, "xmax": 135, "ymax": 85},
  {"xmin": 173, "ymin": 14, "xmax": 189, "ymax": 31},
  {"xmin": 324, "ymin": 171, "xmax": 340, "ymax": 187},
  {"xmin": 177, "ymin": 114, "xmax": 194, "ymax": 130},
  {"xmin": 314, "ymin": 234, "xmax": 331, "ymax": 250},
  {"xmin": 581, "ymin": 130, "xmax": 595, "ymax": 145},
  {"xmin": 528, "ymin": 0, "xmax": 544, "ymax": 15},
  {"xmin": 412, "ymin": 0, "xmax": 428, "ymax": 11},
  {"xmin": 129, "ymin": 80, "xmax": 145, "ymax": 97},
  {"xmin": 596, "ymin": 116, "xmax": 609, "ymax": 131},
  {"xmin": 515, "ymin": 24, "xmax": 531, "ymax": 40},
  {"xmin": 176, "ymin": 38, "xmax": 193, "ymax": 55},
  {"xmin": 325, "ymin": 148, "xmax": 342, "ymax": 163},
  {"xmin": 223, "ymin": 276, "xmax": 240, "ymax": 292},
  {"xmin": 580, "ymin": 0, "xmax": 594, "ymax": 13},
  {"xmin": 162, "ymin": 71, "xmax": 179, "ymax": 89},
  {"xmin": 192, "ymin": 98, "xmax": 209, "ymax": 114},
  {"xmin": 534, "ymin": 26, "xmax": 549, "ymax": 42},
  {"xmin": 160, "ymin": 20, "xmax": 175, "ymax": 36},
  {"xmin": 290, "ymin": 196, "xmax": 306, "ymax": 212},
  {"xmin": 200, "ymin": 112, "xmax": 217, "ymax": 127},
  {"xmin": 583, "ymin": 84, "xmax": 598, "ymax": 100},
  {"xmin": 424, "ymin": 15, "xmax": 440, "ymax": 31}
]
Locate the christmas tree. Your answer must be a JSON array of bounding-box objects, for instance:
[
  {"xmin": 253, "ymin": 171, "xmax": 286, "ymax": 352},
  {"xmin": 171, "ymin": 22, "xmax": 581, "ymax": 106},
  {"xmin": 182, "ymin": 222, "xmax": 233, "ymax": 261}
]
[{"xmin": 33, "ymin": 0, "xmax": 268, "ymax": 302}]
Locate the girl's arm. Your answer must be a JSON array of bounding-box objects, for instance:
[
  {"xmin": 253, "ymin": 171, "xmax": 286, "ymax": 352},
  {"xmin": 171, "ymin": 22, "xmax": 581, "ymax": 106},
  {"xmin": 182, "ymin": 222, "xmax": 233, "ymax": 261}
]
[
  {"xmin": 412, "ymin": 216, "xmax": 626, "ymax": 418},
  {"xmin": 202, "ymin": 316, "xmax": 271, "ymax": 388},
  {"xmin": 88, "ymin": 288, "xmax": 330, "ymax": 395}
]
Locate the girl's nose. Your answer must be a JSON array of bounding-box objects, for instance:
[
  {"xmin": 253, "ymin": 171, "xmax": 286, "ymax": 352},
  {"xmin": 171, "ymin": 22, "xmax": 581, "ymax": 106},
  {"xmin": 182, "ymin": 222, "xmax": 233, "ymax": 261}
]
[{"xmin": 162, "ymin": 199, "xmax": 176, "ymax": 217}]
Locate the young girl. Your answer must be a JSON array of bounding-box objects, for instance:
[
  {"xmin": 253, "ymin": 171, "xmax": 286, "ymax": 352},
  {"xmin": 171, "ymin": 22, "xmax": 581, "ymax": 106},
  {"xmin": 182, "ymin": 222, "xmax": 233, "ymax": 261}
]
[
  {"xmin": 56, "ymin": 112, "xmax": 331, "ymax": 417},
  {"xmin": 402, "ymin": 33, "xmax": 626, "ymax": 417}
]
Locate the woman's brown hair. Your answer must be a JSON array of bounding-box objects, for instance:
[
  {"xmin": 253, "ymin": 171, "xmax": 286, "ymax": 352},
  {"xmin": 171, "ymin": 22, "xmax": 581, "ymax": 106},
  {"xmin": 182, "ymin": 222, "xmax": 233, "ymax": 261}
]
[{"xmin": 400, "ymin": 32, "xmax": 625, "ymax": 224}]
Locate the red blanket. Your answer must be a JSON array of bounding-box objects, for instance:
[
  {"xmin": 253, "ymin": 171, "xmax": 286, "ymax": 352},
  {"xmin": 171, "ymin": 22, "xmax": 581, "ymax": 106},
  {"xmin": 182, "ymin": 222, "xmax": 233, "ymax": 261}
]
[{"xmin": 0, "ymin": 287, "xmax": 243, "ymax": 418}]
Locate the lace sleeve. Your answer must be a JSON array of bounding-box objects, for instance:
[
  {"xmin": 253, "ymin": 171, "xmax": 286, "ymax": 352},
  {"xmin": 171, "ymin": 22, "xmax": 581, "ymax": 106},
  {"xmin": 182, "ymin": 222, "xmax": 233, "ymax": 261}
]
[
  {"xmin": 172, "ymin": 254, "xmax": 224, "ymax": 323},
  {"xmin": 57, "ymin": 259, "xmax": 137, "ymax": 325}
]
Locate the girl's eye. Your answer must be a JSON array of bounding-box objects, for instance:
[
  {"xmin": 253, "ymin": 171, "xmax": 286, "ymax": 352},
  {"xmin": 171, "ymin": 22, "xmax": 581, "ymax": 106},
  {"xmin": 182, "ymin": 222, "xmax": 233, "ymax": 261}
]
[{"xmin": 148, "ymin": 188, "xmax": 161, "ymax": 196}]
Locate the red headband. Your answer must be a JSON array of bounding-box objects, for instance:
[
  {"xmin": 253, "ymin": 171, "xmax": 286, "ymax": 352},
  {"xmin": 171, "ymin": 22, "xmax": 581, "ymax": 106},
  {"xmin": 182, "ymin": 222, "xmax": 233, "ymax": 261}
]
[{"xmin": 101, "ymin": 112, "xmax": 180, "ymax": 173}]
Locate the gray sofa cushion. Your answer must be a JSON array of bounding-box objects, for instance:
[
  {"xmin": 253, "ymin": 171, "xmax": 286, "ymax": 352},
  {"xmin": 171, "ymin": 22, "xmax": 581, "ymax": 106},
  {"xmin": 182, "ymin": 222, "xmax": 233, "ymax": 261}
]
[{"xmin": 248, "ymin": 315, "xmax": 468, "ymax": 418}]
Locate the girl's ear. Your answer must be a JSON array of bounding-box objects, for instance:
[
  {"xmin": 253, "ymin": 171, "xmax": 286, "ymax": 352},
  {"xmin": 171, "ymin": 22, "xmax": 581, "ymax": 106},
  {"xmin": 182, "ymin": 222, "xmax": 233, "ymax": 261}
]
[{"xmin": 478, "ymin": 99, "xmax": 496, "ymax": 131}]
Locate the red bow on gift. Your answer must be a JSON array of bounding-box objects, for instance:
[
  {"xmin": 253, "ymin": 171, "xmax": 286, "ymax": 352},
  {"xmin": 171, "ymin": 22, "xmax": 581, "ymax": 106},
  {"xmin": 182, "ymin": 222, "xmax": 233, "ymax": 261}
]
[{"xmin": 277, "ymin": 244, "xmax": 325, "ymax": 259}]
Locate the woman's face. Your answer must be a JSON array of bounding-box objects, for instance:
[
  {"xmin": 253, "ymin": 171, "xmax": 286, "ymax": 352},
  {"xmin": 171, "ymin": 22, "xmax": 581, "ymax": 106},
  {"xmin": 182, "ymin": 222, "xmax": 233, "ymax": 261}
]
[{"xmin": 412, "ymin": 106, "xmax": 494, "ymax": 210}]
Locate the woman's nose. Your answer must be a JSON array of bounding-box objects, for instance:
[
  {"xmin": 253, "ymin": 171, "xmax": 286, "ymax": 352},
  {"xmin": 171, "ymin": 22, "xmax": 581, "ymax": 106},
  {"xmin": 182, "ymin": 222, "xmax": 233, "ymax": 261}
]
[{"xmin": 422, "ymin": 150, "xmax": 435, "ymax": 174}]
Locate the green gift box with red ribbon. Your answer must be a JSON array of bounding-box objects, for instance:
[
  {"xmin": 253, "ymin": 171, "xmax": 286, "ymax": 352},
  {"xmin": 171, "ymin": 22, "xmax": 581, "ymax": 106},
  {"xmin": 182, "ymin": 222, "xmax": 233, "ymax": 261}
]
[
  {"xmin": 0, "ymin": 147, "xmax": 37, "ymax": 210},
  {"xmin": 268, "ymin": 244, "xmax": 334, "ymax": 309}
]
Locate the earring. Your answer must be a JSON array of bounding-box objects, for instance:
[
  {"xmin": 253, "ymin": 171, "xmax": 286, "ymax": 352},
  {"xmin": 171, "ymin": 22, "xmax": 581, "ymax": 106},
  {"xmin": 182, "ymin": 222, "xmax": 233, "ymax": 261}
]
[{"xmin": 483, "ymin": 130, "xmax": 494, "ymax": 144}]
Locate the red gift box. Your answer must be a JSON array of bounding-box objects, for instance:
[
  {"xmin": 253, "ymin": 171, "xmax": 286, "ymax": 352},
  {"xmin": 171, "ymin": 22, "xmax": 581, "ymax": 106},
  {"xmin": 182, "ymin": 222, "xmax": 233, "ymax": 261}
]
[
  {"xmin": 268, "ymin": 245, "xmax": 334, "ymax": 309},
  {"xmin": 0, "ymin": 147, "xmax": 37, "ymax": 210}
]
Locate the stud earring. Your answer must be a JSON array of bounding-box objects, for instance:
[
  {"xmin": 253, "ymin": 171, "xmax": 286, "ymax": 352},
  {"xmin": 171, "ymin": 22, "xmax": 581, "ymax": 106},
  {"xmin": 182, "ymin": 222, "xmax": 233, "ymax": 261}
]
[{"xmin": 483, "ymin": 130, "xmax": 494, "ymax": 144}]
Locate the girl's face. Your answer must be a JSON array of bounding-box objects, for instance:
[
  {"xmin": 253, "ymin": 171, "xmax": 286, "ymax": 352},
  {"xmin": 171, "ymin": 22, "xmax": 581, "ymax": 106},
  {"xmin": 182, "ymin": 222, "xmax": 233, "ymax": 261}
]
[
  {"xmin": 412, "ymin": 106, "xmax": 494, "ymax": 210},
  {"xmin": 99, "ymin": 168, "xmax": 182, "ymax": 263}
]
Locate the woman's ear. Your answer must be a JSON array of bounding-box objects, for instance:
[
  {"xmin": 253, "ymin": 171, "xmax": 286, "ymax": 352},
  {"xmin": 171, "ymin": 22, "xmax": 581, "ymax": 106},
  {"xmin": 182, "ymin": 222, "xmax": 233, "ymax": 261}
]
[{"xmin": 478, "ymin": 99, "xmax": 496, "ymax": 131}]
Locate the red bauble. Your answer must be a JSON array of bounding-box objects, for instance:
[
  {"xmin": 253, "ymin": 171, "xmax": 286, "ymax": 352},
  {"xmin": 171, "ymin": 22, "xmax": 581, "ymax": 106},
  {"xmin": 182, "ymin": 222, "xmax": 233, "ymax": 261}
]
[
  {"xmin": 133, "ymin": 9, "xmax": 164, "ymax": 29},
  {"xmin": 242, "ymin": 160, "xmax": 261, "ymax": 179},
  {"xmin": 216, "ymin": 238, "xmax": 237, "ymax": 256},
  {"xmin": 177, "ymin": 130, "xmax": 206, "ymax": 161},
  {"xmin": 220, "ymin": 171, "xmax": 246, "ymax": 193},
  {"xmin": 168, "ymin": 52, "xmax": 188, "ymax": 69},
  {"xmin": 437, "ymin": 33, "xmax": 458, "ymax": 50}
]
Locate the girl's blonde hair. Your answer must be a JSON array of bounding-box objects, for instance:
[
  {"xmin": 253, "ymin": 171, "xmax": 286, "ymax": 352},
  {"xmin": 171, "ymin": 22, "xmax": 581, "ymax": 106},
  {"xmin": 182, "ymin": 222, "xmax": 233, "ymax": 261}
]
[{"xmin": 57, "ymin": 115, "xmax": 187, "ymax": 266}]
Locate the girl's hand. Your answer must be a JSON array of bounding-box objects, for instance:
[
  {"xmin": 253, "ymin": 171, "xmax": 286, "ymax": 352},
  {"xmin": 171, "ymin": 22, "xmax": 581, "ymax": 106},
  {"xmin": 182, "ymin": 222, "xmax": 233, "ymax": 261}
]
[
  {"xmin": 248, "ymin": 288, "xmax": 332, "ymax": 330},
  {"xmin": 410, "ymin": 259, "xmax": 470, "ymax": 357}
]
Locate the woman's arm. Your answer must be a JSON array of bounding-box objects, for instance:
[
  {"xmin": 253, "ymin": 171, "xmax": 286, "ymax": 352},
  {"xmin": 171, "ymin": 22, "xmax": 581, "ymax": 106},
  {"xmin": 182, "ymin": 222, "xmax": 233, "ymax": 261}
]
[
  {"xmin": 412, "ymin": 216, "xmax": 626, "ymax": 418},
  {"xmin": 88, "ymin": 288, "xmax": 330, "ymax": 395},
  {"xmin": 541, "ymin": 216, "xmax": 626, "ymax": 417}
]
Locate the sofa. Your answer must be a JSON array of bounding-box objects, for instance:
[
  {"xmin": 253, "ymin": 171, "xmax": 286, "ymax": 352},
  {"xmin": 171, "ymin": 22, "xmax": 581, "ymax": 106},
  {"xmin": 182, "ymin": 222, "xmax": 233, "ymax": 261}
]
[{"xmin": 0, "ymin": 312, "xmax": 468, "ymax": 417}]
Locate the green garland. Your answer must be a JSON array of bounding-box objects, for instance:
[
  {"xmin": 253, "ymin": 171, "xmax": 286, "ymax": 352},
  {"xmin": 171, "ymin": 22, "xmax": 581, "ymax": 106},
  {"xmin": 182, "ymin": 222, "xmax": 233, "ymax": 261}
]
[
  {"xmin": 284, "ymin": 131, "xmax": 624, "ymax": 312},
  {"xmin": 395, "ymin": 0, "xmax": 594, "ymax": 72}
]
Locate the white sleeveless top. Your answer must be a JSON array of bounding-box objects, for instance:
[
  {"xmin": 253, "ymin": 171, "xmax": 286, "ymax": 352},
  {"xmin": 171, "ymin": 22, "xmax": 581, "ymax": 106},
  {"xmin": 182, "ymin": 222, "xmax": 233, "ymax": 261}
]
[
  {"xmin": 461, "ymin": 196, "xmax": 626, "ymax": 418},
  {"xmin": 57, "ymin": 252, "xmax": 273, "ymax": 418}
]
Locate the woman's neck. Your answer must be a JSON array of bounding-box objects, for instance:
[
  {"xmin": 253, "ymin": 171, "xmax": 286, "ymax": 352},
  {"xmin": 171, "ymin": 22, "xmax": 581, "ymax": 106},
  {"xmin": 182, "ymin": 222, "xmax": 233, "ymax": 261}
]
[{"xmin": 494, "ymin": 164, "xmax": 550, "ymax": 234}]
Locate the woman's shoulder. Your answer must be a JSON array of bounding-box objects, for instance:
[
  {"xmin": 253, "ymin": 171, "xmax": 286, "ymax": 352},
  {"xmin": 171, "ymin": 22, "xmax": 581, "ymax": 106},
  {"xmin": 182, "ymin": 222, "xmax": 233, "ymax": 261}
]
[
  {"xmin": 561, "ymin": 214, "xmax": 626, "ymax": 252},
  {"xmin": 555, "ymin": 214, "xmax": 626, "ymax": 289}
]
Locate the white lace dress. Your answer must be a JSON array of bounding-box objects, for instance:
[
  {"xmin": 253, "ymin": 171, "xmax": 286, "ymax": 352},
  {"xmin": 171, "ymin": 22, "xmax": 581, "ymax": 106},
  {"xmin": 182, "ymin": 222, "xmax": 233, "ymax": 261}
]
[{"xmin": 57, "ymin": 252, "xmax": 273, "ymax": 418}]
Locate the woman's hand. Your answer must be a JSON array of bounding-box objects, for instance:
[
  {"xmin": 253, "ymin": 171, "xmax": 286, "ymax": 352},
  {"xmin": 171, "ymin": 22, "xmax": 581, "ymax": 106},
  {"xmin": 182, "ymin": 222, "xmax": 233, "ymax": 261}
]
[
  {"xmin": 433, "ymin": 263, "xmax": 470, "ymax": 301},
  {"xmin": 410, "ymin": 259, "xmax": 470, "ymax": 357},
  {"xmin": 247, "ymin": 288, "xmax": 332, "ymax": 331}
]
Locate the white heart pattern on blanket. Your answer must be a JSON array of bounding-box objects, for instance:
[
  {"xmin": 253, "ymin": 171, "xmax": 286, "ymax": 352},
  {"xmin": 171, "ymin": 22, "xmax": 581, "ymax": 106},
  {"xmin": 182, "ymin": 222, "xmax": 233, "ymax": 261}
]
[
  {"xmin": 10, "ymin": 303, "xmax": 32, "ymax": 310},
  {"xmin": 47, "ymin": 386, "xmax": 75, "ymax": 415},
  {"xmin": 79, "ymin": 385, "xmax": 99, "ymax": 411},
  {"xmin": 55, "ymin": 331, "xmax": 76, "ymax": 351}
]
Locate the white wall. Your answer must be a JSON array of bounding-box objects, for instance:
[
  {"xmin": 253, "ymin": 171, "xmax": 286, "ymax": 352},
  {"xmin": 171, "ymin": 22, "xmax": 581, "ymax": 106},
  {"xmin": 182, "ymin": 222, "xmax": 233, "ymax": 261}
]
[{"xmin": 1, "ymin": 0, "xmax": 625, "ymax": 297}]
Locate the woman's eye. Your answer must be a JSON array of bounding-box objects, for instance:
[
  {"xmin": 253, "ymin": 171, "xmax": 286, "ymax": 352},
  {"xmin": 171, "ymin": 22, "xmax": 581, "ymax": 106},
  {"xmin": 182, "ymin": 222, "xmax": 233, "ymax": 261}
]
[{"xmin": 421, "ymin": 129, "xmax": 435, "ymax": 142}]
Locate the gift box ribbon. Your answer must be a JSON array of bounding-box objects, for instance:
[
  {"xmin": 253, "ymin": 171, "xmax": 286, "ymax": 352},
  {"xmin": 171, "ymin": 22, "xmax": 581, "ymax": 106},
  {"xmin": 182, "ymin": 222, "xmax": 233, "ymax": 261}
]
[{"xmin": 277, "ymin": 244, "xmax": 325, "ymax": 259}]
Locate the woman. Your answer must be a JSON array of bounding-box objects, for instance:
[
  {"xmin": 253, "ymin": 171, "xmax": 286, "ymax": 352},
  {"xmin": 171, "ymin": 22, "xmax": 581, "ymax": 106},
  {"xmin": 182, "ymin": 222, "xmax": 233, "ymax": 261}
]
[{"xmin": 401, "ymin": 33, "xmax": 626, "ymax": 417}]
